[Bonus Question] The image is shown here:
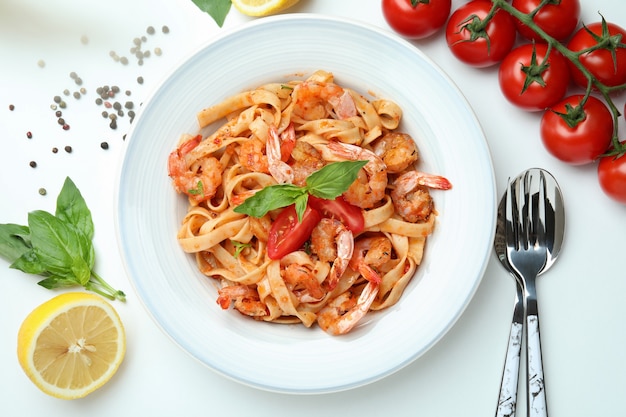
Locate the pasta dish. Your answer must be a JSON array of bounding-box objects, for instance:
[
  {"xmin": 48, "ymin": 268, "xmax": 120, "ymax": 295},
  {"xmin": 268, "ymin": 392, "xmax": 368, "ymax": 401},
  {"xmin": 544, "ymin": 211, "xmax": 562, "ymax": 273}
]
[{"xmin": 167, "ymin": 70, "xmax": 451, "ymax": 335}]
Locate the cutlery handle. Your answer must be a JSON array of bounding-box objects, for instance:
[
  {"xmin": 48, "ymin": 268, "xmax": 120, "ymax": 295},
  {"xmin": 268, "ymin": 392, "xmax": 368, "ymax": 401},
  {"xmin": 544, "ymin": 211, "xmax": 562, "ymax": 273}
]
[
  {"xmin": 527, "ymin": 312, "xmax": 547, "ymax": 417},
  {"xmin": 495, "ymin": 286, "xmax": 524, "ymax": 417},
  {"xmin": 496, "ymin": 322, "xmax": 523, "ymax": 417}
]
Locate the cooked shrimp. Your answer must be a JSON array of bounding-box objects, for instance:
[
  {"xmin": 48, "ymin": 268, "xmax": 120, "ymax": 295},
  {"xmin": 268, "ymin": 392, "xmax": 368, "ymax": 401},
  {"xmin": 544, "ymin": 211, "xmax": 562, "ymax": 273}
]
[
  {"xmin": 316, "ymin": 281, "xmax": 379, "ymax": 335},
  {"xmin": 239, "ymin": 137, "xmax": 269, "ymax": 174},
  {"xmin": 349, "ymin": 236, "xmax": 391, "ymax": 285},
  {"xmin": 292, "ymin": 80, "xmax": 357, "ymax": 121},
  {"xmin": 168, "ymin": 135, "xmax": 223, "ymax": 204},
  {"xmin": 283, "ymin": 263, "xmax": 325, "ymax": 302},
  {"xmin": 328, "ymin": 141, "xmax": 388, "ymax": 209},
  {"xmin": 267, "ymin": 124, "xmax": 294, "ymax": 184},
  {"xmin": 372, "ymin": 132, "xmax": 419, "ymax": 174},
  {"xmin": 391, "ymin": 170, "xmax": 452, "ymax": 223},
  {"xmin": 310, "ymin": 218, "xmax": 354, "ymax": 290},
  {"xmin": 290, "ymin": 140, "xmax": 325, "ymax": 187},
  {"xmin": 217, "ymin": 285, "xmax": 268, "ymax": 317}
]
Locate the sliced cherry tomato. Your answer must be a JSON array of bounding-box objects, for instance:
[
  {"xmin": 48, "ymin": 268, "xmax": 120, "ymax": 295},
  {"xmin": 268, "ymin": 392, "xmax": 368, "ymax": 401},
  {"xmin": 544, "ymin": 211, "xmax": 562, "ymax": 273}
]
[
  {"xmin": 512, "ymin": 0, "xmax": 580, "ymax": 42},
  {"xmin": 498, "ymin": 43, "xmax": 570, "ymax": 111},
  {"xmin": 445, "ymin": 0, "xmax": 517, "ymax": 68},
  {"xmin": 267, "ymin": 204, "xmax": 321, "ymax": 260},
  {"xmin": 308, "ymin": 195, "xmax": 365, "ymax": 234},
  {"xmin": 382, "ymin": 0, "xmax": 452, "ymax": 39},
  {"xmin": 540, "ymin": 95, "xmax": 613, "ymax": 165},
  {"xmin": 567, "ymin": 21, "xmax": 626, "ymax": 88},
  {"xmin": 598, "ymin": 148, "xmax": 626, "ymax": 204}
]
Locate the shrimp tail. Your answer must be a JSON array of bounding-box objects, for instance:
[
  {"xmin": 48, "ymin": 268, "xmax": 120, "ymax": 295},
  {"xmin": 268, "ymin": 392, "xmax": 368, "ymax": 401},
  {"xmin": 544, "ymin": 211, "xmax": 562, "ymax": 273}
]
[{"xmin": 267, "ymin": 124, "xmax": 295, "ymax": 184}]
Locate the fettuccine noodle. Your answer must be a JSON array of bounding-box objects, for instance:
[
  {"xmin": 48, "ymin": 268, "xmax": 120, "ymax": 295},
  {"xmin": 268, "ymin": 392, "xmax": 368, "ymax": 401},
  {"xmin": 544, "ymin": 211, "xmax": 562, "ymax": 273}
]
[{"xmin": 167, "ymin": 70, "xmax": 451, "ymax": 335}]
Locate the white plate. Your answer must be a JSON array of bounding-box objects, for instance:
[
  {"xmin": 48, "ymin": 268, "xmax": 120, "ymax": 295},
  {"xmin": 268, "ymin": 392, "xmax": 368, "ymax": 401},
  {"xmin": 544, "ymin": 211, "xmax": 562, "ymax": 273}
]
[{"xmin": 116, "ymin": 14, "xmax": 496, "ymax": 394}]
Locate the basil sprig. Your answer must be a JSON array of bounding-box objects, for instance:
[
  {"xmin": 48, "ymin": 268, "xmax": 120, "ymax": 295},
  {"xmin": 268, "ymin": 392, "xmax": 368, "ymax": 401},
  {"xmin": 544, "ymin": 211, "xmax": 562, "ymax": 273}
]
[
  {"xmin": 0, "ymin": 177, "xmax": 125, "ymax": 301},
  {"xmin": 234, "ymin": 160, "xmax": 367, "ymax": 221}
]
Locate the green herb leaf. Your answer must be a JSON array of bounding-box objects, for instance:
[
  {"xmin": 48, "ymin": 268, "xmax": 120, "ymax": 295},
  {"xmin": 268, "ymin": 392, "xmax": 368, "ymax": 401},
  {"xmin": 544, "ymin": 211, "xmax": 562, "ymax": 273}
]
[
  {"xmin": 231, "ymin": 240, "xmax": 251, "ymax": 258},
  {"xmin": 28, "ymin": 210, "xmax": 84, "ymax": 278},
  {"xmin": 191, "ymin": 0, "xmax": 232, "ymax": 27},
  {"xmin": 188, "ymin": 180, "xmax": 204, "ymax": 196},
  {"xmin": 0, "ymin": 178, "xmax": 125, "ymax": 301},
  {"xmin": 234, "ymin": 160, "xmax": 368, "ymax": 221},
  {"xmin": 0, "ymin": 223, "xmax": 31, "ymax": 262},
  {"xmin": 55, "ymin": 177, "xmax": 94, "ymax": 240},
  {"xmin": 234, "ymin": 184, "xmax": 307, "ymax": 218},
  {"xmin": 37, "ymin": 276, "xmax": 80, "ymax": 290},
  {"xmin": 306, "ymin": 160, "xmax": 368, "ymax": 199},
  {"xmin": 10, "ymin": 249, "xmax": 47, "ymax": 275}
]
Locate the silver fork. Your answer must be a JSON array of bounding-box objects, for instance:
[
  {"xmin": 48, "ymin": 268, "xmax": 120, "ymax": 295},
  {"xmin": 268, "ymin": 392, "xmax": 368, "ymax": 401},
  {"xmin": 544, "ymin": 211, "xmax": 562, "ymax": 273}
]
[{"xmin": 504, "ymin": 169, "xmax": 564, "ymax": 417}]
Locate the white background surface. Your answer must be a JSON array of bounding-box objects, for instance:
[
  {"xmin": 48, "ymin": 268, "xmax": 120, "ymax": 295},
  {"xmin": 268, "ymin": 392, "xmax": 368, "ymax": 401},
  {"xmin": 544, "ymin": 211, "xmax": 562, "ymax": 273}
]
[{"xmin": 1, "ymin": 0, "xmax": 624, "ymax": 416}]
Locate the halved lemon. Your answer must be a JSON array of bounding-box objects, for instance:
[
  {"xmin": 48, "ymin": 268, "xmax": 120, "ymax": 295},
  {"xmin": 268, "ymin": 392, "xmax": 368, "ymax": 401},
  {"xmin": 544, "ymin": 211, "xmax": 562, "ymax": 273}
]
[
  {"xmin": 231, "ymin": 0, "xmax": 300, "ymax": 17},
  {"xmin": 17, "ymin": 292, "xmax": 126, "ymax": 399}
]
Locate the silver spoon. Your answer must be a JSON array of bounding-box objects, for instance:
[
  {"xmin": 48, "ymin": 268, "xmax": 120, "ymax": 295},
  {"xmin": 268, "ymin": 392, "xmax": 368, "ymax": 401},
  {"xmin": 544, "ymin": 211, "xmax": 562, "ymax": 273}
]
[
  {"xmin": 505, "ymin": 168, "xmax": 565, "ymax": 417},
  {"xmin": 494, "ymin": 186, "xmax": 525, "ymax": 417}
]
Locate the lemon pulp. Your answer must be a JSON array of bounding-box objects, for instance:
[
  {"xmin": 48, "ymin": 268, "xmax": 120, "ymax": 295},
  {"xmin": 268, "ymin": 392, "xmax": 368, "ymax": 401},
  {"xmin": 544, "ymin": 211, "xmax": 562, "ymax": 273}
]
[{"xmin": 17, "ymin": 292, "xmax": 126, "ymax": 399}]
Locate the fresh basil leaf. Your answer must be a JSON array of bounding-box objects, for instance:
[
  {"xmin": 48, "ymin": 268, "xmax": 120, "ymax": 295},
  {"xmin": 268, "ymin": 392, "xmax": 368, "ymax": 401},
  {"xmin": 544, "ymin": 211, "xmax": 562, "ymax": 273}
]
[
  {"xmin": 28, "ymin": 210, "xmax": 82, "ymax": 277},
  {"xmin": 191, "ymin": 0, "xmax": 231, "ymax": 27},
  {"xmin": 37, "ymin": 276, "xmax": 80, "ymax": 290},
  {"xmin": 0, "ymin": 223, "xmax": 31, "ymax": 262},
  {"xmin": 71, "ymin": 257, "xmax": 92, "ymax": 286},
  {"xmin": 293, "ymin": 194, "xmax": 309, "ymax": 223},
  {"xmin": 55, "ymin": 177, "xmax": 94, "ymax": 240},
  {"xmin": 234, "ymin": 184, "xmax": 307, "ymax": 218},
  {"xmin": 306, "ymin": 160, "xmax": 368, "ymax": 199},
  {"xmin": 10, "ymin": 249, "xmax": 47, "ymax": 275}
]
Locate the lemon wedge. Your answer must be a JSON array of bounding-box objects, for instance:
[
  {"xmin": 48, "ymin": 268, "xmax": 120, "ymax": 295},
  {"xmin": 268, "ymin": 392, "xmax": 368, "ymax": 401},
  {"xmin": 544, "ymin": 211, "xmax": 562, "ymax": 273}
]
[
  {"xmin": 231, "ymin": 0, "xmax": 300, "ymax": 17},
  {"xmin": 17, "ymin": 292, "xmax": 126, "ymax": 399}
]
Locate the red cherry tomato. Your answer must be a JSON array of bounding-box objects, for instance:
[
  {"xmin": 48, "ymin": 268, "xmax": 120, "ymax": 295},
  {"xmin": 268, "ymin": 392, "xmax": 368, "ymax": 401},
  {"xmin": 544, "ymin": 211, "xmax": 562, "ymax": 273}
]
[
  {"xmin": 567, "ymin": 21, "xmax": 626, "ymax": 88},
  {"xmin": 498, "ymin": 43, "xmax": 570, "ymax": 111},
  {"xmin": 308, "ymin": 195, "xmax": 364, "ymax": 234},
  {"xmin": 267, "ymin": 204, "xmax": 321, "ymax": 260},
  {"xmin": 382, "ymin": 0, "xmax": 452, "ymax": 39},
  {"xmin": 540, "ymin": 95, "xmax": 613, "ymax": 165},
  {"xmin": 445, "ymin": 0, "xmax": 517, "ymax": 68},
  {"xmin": 512, "ymin": 0, "xmax": 580, "ymax": 42},
  {"xmin": 598, "ymin": 148, "xmax": 626, "ymax": 204}
]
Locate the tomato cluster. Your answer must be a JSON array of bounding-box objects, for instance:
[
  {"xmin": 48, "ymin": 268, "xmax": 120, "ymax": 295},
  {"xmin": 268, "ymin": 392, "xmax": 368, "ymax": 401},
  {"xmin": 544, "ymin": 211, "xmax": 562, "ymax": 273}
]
[{"xmin": 381, "ymin": 0, "xmax": 626, "ymax": 204}]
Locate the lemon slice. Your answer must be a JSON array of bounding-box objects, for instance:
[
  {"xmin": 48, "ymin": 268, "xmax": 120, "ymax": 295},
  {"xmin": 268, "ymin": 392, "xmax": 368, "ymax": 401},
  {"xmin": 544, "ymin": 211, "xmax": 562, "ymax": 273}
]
[
  {"xmin": 232, "ymin": 0, "xmax": 300, "ymax": 17},
  {"xmin": 17, "ymin": 292, "xmax": 126, "ymax": 399}
]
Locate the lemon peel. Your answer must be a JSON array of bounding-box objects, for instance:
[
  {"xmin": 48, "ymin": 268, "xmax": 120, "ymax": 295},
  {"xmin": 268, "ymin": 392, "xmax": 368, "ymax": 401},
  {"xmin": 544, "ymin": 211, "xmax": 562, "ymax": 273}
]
[
  {"xmin": 17, "ymin": 292, "xmax": 126, "ymax": 399},
  {"xmin": 231, "ymin": 0, "xmax": 300, "ymax": 17}
]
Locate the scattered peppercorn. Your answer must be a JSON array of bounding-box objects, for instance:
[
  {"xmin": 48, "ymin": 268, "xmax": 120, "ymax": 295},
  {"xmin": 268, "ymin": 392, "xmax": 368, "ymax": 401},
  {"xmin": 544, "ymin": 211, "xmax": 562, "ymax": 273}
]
[
  {"xmin": 62, "ymin": 124, "xmax": 70, "ymax": 130},
  {"xmin": 38, "ymin": 188, "xmax": 47, "ymax": 196},
  {"xmin": 101, "ymin": 141, "xmax": 109, "ymax": 150},
  {"xmin": 9, "ymin": 104, "xmax": 14, "ymax": 111},
  {"xmin": 137, "ymin": 76, "xmax": 144, "ymax": 84},
  {"xmin": 64, "ymin": 146, "xmax": 72, "ymax": 153},
  {"xmin": 162, "ymin": 25, "xmax": 170, "ymax": 34},
  {"xmin": 29, "ymin": 161, "xmax": 37, "ymax": 168},
  {"xmin": 26, "ymin": 131, "xmax": 32, "ymax": 139},
  {"xmin": 52, "ymin": 147, "xmax": 58, "ymax": 153}
]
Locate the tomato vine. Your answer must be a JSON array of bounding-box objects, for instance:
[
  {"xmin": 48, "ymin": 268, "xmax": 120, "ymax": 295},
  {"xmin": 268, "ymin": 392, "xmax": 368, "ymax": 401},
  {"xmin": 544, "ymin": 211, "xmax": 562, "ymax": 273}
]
[{"xmin": 491, "ymin": 0, "xmax": 626, "ymax": 157}]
